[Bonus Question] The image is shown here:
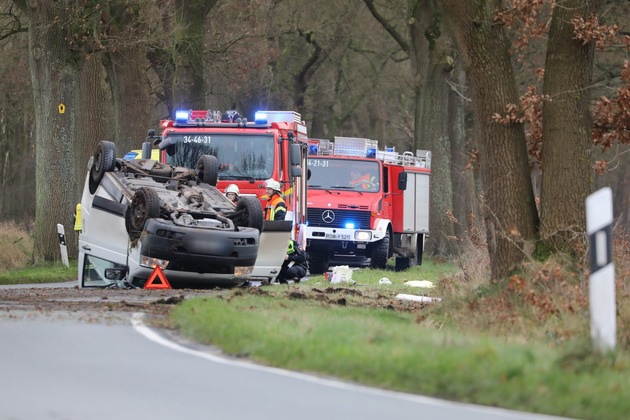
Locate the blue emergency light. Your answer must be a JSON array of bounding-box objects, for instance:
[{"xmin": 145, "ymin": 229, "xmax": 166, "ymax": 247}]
[
  {"xmin": 175, "ymin": 110, "xmax": 189, "ymax": 123},
  {"xmin": 345, "ymin": 222, "xmax": 355, "ymax": 229},
  {"xmin": 254, "ymin": 111, "xmax": 268, "ymax": 124}
]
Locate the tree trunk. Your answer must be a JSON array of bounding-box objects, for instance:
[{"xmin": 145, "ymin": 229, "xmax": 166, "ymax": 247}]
[
  {"xmin": 104, "ymin": 47, "xmax": 152, "ymax": 154},
  {"xmin": 76, "ymin": 53, "xmax": 112, "ymax": 195},
  {"xmin": 409, "ymin": 0, "xmax": 459, "ymax": 256},
  {"xmin": 172, "ymin": 0, "xmax": 218, "ymax": 110},
  {"xmin": 441, "ymin": 0, "xmax": 539, "ymax": 280},
  {"xmin": 421, "ymin": 23, "xmax": 458, "ymax": 256},
  {"xmin": 23, "ymin": 2, "xmax": 80, "ymax": 261},
  {"xmin": 0, "ymin": 32, "xmax": 35, "ymax": 223},
  {"xmin": 540, "ymin": 0, "xmax": 604, "ymax": 254},
  {"xmin": 449, "ymin": 63, "xmax": 478, "ymax": 247}
]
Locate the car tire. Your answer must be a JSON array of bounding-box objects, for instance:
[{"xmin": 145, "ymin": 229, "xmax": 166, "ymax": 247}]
[
  {"xmin": 196, "ymin": 155, "xmax": 219, "ymax": 186},
  {"xmin": 89, "ymin": 141, "xmax": 116, "ymax": 194},
  {"xmin": 235, "ymin": 196, "xmax": 264, "ymax": 231},
  {"xmin": 125, "ymin": 187, "xmax": 160, "ymax": 236}
]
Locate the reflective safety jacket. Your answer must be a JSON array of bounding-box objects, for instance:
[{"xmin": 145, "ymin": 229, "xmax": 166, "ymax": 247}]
[
  {"xmin": 350, "ymin": 173, "xmax": 376, "ymax": 190},
  {"xmin": 264, "ymin": 193, "xmax": 287, "ymax": 221},
  {"xmin": 73, "ymin": 203, "xmax": 82, "ymax": 231}
]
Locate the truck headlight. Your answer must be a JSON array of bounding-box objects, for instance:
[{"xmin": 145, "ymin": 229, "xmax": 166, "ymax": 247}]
[
  {"xmin": 355, "ymin": 231, "xmax": 372, "ymax": 241},
  {"xmin": 140, "ymin": 255, "xmax": 169, "ymax": 269}
]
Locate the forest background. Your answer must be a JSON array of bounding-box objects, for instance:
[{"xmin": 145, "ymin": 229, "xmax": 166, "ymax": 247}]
[{"xmin": 0, "ymin": 0, "xmax": 629, "ymax": 281}]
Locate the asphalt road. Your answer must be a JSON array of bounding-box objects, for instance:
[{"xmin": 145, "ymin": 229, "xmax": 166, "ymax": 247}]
[{"xmin": 0, "ymin": 284, "xmax": 570, "ymax": 420}]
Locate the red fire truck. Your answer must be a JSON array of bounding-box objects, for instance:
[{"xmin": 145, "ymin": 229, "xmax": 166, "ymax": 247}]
[
  {"xmin": 137, "ymin": 109, "xmax": 309, "ymax": 282},
  {"xmin": 305, "ymin": 137, "xmax": 431, "ymax": 273}
]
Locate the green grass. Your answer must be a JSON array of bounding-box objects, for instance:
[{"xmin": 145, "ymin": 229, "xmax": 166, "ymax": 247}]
[
  {"xmin": 0, "ymin": 260, "xmax": 77, "ymax": 285},
  {"xmin": 170, "ymin": 259, "xmax": 630, "ymax": 420}
]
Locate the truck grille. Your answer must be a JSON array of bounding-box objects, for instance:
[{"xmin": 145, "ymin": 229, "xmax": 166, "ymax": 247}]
[{"xmin": 307, "ymin": 209, "xmax": 371, "ymax": 229}]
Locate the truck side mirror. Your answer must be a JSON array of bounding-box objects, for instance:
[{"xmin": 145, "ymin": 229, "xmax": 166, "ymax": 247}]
[
  {"xmin": 289, "ymin": 143, "xmax": 302, "ymax": 177},
  {"xmin": 289, "ymin": 143, "xmax": 301, "ymax": 166},
  {"xmin": 398, "ymin": 172, "xmax": 407, "ymax": 190},
  {"xmin": 141, "ymin": 142, "xmax": 153, "ymax": 160}
]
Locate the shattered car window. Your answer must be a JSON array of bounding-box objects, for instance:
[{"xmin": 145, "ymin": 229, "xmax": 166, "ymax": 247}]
[{"xmin": 82, "ymin": 255, "xmax": 126, "ymax": 287}]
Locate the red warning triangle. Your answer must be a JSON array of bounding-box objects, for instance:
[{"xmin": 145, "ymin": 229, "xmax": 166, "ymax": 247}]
[{"xmin": 144, "ymin": 266, "xmax": 172, "ymax": 289}]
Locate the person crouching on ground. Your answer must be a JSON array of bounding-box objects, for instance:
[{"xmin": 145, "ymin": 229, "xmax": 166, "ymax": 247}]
[{"xmin": 276, "ymin": 239, "xmax": 308, "ymax": 283}]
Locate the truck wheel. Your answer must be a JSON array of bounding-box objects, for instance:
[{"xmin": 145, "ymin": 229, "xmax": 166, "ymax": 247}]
[
  {"xmin": 370, "ymin": 232, "xmax": 390, "ymax": 269},
  {"xmin": 125, "ymin": 187, "xmax": 160, "ymax": 235},
  {"xmin": 234, "ymin": 196, "xmax": 263, "ymax": 231},
  {"xmin": 308, "ymin": 251, "xmax": 328, "ymax": 275},
  {"xmin": 416, "ymin": 234, "xmax": 424, "ymax": 266},
  {"xmin": 196, "ymin": 155, "xmax": 219, "ymax": 186},
  {"xmin": 395, "ymin": 257, "xmax": 411, "ymax": 272},
  {"xmin": 89, "ymin": 141, "xmax": 116, "ymax": 194}
]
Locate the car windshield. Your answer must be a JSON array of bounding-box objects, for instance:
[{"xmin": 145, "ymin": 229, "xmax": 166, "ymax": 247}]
[
  {"xmin": 307, "ymin": 158, "xmax": 380, "ymax": 192},
  {"xmin": 163, "ymin": 133, "xmax": 275, "ymax": 180}
]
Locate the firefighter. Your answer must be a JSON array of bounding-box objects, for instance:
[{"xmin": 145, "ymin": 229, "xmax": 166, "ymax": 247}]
[
  {"xmin": 73, "ymin": 203, "xmax": 82, "ymax": 234},
  {"xmin": 350, "ymin": 168, "xmax": 377, "ymax": 190},
  {"xmin": 224, "ymin": 184, "xmax": 239, "ymax": 205},
  {"xmin": 263, "ymin": 179, "xmax": 287, "ymax": 220},
  {"xmin": 276, "ymin": 239, "xmax": 308, "ymax": 284}
]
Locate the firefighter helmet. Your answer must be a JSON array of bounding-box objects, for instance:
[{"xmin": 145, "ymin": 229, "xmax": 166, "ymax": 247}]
[
  {"xmin": 224, "ymin": 184, "xmax": 239, "ymax": 195},
  {"xmin": 265, "ymin": 179, "xmax": 281, "ymax": 192}
]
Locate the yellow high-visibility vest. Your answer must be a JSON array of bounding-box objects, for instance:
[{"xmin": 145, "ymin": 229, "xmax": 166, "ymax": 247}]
[{"xmin": 74, "ymin": 203, "xmax": 82, "ymax": 231}]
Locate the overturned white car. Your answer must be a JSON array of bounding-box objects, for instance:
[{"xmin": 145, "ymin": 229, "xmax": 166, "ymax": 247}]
[{"xmin": 78, "ymin": 141, "xmax": 263, "ymax": 288}]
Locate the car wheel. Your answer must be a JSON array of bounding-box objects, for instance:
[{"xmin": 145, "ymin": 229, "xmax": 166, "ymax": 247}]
[
  {"xmin": 234, "ymin": 196, "xmax": 263, "ymax": 231},
  {"xmin": 89, "ymin": 141, "xmax": 116, "ymax": 194},
  {"xmin": 196, "ymin": 155, "xmax": 219, "ymax": 186},
  {"xmin": 125, "ymin": 187, "xmax": 160, "ymax": 236}
]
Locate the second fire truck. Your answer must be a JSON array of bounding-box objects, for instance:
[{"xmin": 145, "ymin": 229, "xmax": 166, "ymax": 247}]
[{"xmin": 305, "ymin": 137, "xmax": 431, "ymax": 273}]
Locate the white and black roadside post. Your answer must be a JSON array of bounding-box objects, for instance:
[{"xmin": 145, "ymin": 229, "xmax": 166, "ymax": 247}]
[
  {"xmin": 586, "ymin": 187, "xmax": 615, "ymax": 352},
  {"xmin": 57, "ymin": 223, "xmax": 70, "ymax": 268}
]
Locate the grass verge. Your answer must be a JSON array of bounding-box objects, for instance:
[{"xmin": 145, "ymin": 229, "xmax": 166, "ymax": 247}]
[
  {"xmin": 0, "ymin": 221, "xmax": 77, "ymax": 284},
  {"xmin": 171, "ymin": 260, "xmax": 630, "ymax": 420},
  {"xmin": 0, "ymin": 260, "xmax": 78, "ymax": 285}
]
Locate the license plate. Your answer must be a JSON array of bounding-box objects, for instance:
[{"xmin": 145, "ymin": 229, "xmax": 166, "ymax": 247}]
[{"xmin": 325, "ymin": 233, "xmax": 351, "ymax": 240}]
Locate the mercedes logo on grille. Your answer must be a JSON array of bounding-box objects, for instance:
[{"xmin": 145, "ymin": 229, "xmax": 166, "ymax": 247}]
[{"xmin": 322, "ymin": 210, "xmax": 335, "ymax": 223}]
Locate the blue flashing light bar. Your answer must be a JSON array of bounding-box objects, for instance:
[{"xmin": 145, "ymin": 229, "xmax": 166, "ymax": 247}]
[
  {"xmin": 175, "ymin": 110, "xmax": 189, "ymax": 122},
  {"xmin": 254, "ymin": 111, "xmax": 268, "ymax": 124},
  {"xmin": 255, "ymin": 110, "xmax": 302, "ymax": 124}
]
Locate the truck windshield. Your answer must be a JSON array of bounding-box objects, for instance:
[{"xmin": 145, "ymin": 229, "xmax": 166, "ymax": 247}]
[
  {"xmin": 163, "ymin": 133, "xmax": 275, "ymax": 180},
  {"xmin": 307, "ymin": 158, "xmax": 380, "ymax": 192}
]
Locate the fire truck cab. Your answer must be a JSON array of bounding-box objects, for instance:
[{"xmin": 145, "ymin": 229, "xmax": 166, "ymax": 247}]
[
  {"xmin": 305, "ymin": 137, "xmax": 431, "ymax": 273},
  {"xmin": 142, "ymin": 110, "xmax": 309, "ymax": 282}
]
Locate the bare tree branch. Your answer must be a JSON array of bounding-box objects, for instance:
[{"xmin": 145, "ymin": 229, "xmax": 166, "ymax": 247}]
[
  {"xmin": 362, "ymin": 0, "xmax": 410, "ymax": 53},
  {"xmin": 0, "ymin": 2, "xmax": 27, "ymax": 42}
]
